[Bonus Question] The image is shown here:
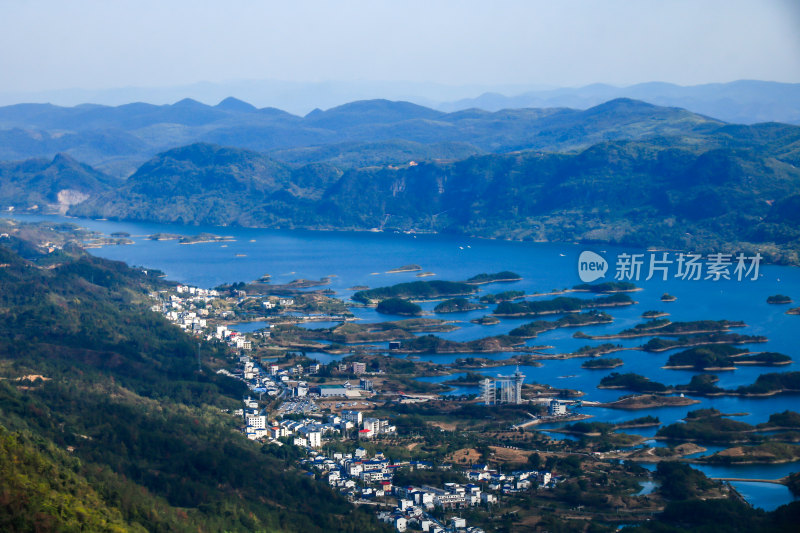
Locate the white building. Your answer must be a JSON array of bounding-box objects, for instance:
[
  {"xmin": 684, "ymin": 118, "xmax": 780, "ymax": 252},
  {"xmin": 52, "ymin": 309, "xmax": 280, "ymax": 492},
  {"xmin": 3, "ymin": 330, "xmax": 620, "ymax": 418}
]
[
  {"xmin": 246, "ymin": 414, "xmax": 266, "ymax": 429},
  {"xmin": 548, "ymin": 400, "xmax": 567, "ymax": 416},
  {"xmin": 342, "ymin": 410, "xmax": 362, "ymax": 424},
  {"xmin": 306, "ymin": 431, "xmax": 322, "ymax": 449}
]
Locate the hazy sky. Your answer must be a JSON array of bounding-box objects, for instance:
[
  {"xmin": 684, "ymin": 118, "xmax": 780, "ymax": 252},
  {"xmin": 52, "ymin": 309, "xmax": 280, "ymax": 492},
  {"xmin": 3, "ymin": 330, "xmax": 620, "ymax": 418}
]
[{"xmin": 1, "ymin": 0, "xmax": 799, "ymax": 95}]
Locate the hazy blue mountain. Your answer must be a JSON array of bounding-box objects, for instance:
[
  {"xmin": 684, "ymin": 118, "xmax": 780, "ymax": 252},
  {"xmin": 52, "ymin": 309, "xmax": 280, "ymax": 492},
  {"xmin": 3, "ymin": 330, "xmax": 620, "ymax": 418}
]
[
  {"xmin": 0, "ymin": 97, "xmax": 725, "ymax": 176},
  {"xmin": 438, "ymin": 80, "xmax": 800, "ymax": 125}
]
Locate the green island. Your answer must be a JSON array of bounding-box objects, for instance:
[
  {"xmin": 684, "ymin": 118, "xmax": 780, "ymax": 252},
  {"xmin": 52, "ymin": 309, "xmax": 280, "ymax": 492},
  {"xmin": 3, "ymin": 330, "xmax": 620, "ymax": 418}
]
[
  {"xmin": 432, "ymin": 297, "xmax": 487, "ymax": 313},
  {"xmin": 375, "ymin": 297, "xmax": 422, "ymax": 316},
  {"xmin": 450, "ymin": 354, "xmax": 544, "ymax": 370},
  {"xmin": 641, "ymin": 332, "xmax": 767, "ymax": 352},
  {"xmin": 441, "ymin": 371, "xmax": 490, "ymax": 386},
  {"xmin": 599, "ymin": 393, "xmax": 700, "ymax": 410},
  {"xmin": 601, "ymin": 371, "xmax": 800, "ymax": 398},
  {"xmin": 542, "ymin": 420, "xmax": 651, "ymax": 448},
  {"xmin": 642, "ymin": 309, "xmax": 669, "ymax": 318},
  {"xmin": 179, "ymin": 232, "xmax": 235, "ymax": 244},
  {"xmin": 701, "ymin": 442, "xmax": 800, "ymax": 464},
  {"xmin": 478, "ymin": 289, "xmax": 525, "ymax": 303},
  {"xmin": 352, "ymin": 280, "xmax": 477, "ymax": 304},
  {"xmin": 664, "ymin": 345, "xmax": 792, "ymax": 370},
  {"xmin": 582, "ymin": 357, "xmax": 624, "ymax": 369},
  {"xmin": 508, "ymin": 310, "xmax": 613, "ymax": 338},
  {"xmin": 623, "ymin": 442, "xmax": 707, "ymax": 462},
  {"xmin": 399, "ymin": 334, "xmax": 525, "ymax": 354},
  {"xmin": 733, "ymin": 372, "xmax": 800, "ymax": 396},
  {"xmin": 572, "ymin": 281, "xmax": 639, "ymax": 293},
  {"xmin": 657, "ymin": 409, "xmax": 760, "ymax": 444},
  {"xmin": 83, "ymin": 236, "xmax": 135, "ymax": 247},
  {"xmin": 275, "ymin": 318, "xmax": 458, "ymax": 345},
  {"xmin": 576, "ymin": 319, "xmax": 745, "ymax": 340},
  {"xmin": 787, "ymin": 307, "xmax": 800, "ymax": 315},
  {"xmin": 147, "ymin": 232, "xmax": 182, "ymax": 240},
  {"xmin": 464, "ymin": 271, "xmax": 522, "ymax": 285},
  {"xmin": 493, "ymin": 293, "xmax": 634, "ymax": 317},
  {"xmin": 661, "ymin": 292, "xmax": 677, "ymax": 302},
  {"xmin": 757, "ymin": 410, "xmax": 800, "ymax": 431},
  {"xmin": 570, "ymin": 343, "xmax": 625, "ymax": 357},
  {"xmin": 386, "ymin": 263, "xmax": 422, "ymax": 273},
  {"xmin": 767, "ymin": 294, "xmax": 793, "ymax": 304},
  {"xmin": 599, "ymin": 372, "xmax": 669, "ymax": 393},
  {"xmin": 470, "ymin": 315, "xmax": 500, "ymax": 325},
  {"xmin": 665, "ymin": 345, "xmax": 741, "ymax": 370}
]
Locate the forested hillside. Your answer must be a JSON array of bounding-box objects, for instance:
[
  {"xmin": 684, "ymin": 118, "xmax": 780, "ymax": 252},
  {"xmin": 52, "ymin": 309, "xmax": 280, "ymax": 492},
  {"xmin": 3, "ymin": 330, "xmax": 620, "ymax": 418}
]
[{"xmin": 0, "ymin": 229, "xmax": 387, "ymax": 532}]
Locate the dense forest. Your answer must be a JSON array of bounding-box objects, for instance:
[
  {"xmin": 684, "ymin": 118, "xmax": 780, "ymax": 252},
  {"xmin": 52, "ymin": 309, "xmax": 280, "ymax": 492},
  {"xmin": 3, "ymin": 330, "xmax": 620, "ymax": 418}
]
[{"xmin": 0, "ymin": 232, "xmax": 387, "ymax": 532}]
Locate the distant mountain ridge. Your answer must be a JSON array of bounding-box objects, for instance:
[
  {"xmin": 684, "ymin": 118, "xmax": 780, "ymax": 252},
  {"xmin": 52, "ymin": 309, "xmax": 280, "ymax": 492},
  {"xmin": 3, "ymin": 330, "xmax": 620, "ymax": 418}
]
[
  {"xmin": 437, "ymin": 80, "xmax": 800, "ymax": 125},
  {"xmin": 66, "ymin": 121, "xmax": 800, "ymax": 263},
  {"xmin": 0, "ymin": 96, "xmax": 724, "ymax": 177},
  {"xmin": 2, "ymin": 96, "xmax": 799, "ymax": 263},
  {"xmin": 1, "ymin": 78, "xmax": 797, "ymax": 124}
]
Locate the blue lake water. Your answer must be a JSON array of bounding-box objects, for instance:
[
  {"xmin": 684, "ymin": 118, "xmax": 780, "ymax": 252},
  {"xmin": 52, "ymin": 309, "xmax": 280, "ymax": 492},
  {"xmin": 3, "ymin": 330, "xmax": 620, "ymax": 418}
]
[{"xmin": 8, "ymin": 213, "xmax": 800, "ymax": 509}]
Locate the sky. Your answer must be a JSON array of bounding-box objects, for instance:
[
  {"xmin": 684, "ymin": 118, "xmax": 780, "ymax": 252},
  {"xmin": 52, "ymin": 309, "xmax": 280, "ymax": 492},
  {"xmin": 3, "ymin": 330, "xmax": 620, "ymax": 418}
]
[{"xmin": 1, "ymin": 0, "xmax": 799, "ymax": 106}]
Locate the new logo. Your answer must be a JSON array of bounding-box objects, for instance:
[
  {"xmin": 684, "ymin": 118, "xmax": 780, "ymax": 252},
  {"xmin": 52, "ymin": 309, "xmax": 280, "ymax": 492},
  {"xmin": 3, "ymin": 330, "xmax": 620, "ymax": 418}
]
[{"xmin": 578, "ymin": 251, "xmax": 607, "ymax": 283}]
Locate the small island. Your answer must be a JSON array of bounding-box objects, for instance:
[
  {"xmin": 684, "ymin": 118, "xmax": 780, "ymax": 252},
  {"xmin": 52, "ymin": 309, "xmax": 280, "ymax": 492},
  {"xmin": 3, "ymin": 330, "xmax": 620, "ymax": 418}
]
[
  {"xmin": 661, "ymin": 293, "xmax": 677, "ymax": 302},
  {"xmin": 581, "ymin": 357, "xmax": 623, "ymax": 369},
  {"xmin": 600, "ymin": 393, "xmax": 700, "ymax": 410},
  {"xmin": 399, "ymin": 334, "xmax": 525, "ymax": 354},
  {"xmin": 641, "ymin": 332, "xmax": 767, "ymax": 352},
  {"xmin": 470, "ymin": 315, "xmax": 500, "ymax": 325},
  {"xmin": 767, "ymin": 294, "xmax": 793, "ymax": 304},
  {"xmin": 701, "ymin": 442, "xmax": 800, "ymax": 464},
  {"xmin": 572, "ymin": 281, "xmax": 639, "ymax": 293},
  {"xmin": 84, "ymin": 237, "xmax": 134, "ymax": 247},
  {"xmin": 433, "ymin": 298, "xmax": 487, "ymax": 313},
  {"xmin": 179, "ymin": 233, "xmax": 235, "ymax": 244},
  {"xmin": 787, "ymin": 307, "xmax": 800, "ymax": 315},
  {"xmin": 415, "ymin": 272, "xmax": 435, "ymax": 277},
  {"xmin": 642, "ymin": 310, "xmax": 669, "ymax": 318},
  {"xmin": 147, "ymin": 232, "xmax": 182, "ymax": 241},
  {"xmin": 479, "ymin": 290, "xmax": 525, "ymax": 304},
  {"xmin": 509, "ymin": 311, "xmax": 613, "ymax": 338},
  {"xmin": 664, "ymin": 345, "xmax": 744, "ymax": 371},
  {"xmin": 376, "ymin": 297, "xmax": 423, "ymax": 316},
  {"xmin": 570, "ymin": 343, "xmax": 625, "ymax": 357},
  {"xmin": 657, "ymin": 409, "xmax": 760, "ymax": 444},
  {"xmin": 353, "ymin": 280, "xmax": 478, "ymax": 305},
  {"xmin": 464, "ymin": 271, "xmax": 522, "ymax": 285},
  {"xmin": 441, "ymin": 371, "xmax": 489, "ymax": 386},
  {"xmin": 598, "ymin": 372, "xmax": 668, "ymax": 392},
  {"xmin": 493, "ymin": 294, "xmax": 634, "ymax": 317},
  {"xmin": 386, "ymin": 264, "xmax": 422, "ymax": 273}
]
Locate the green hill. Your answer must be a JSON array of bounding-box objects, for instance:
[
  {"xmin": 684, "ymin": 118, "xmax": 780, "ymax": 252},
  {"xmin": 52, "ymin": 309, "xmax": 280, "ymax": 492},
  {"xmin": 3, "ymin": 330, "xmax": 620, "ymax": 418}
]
[{"xmin": 0, "ymin": 231, "xmax": 387, "ymax": 532}]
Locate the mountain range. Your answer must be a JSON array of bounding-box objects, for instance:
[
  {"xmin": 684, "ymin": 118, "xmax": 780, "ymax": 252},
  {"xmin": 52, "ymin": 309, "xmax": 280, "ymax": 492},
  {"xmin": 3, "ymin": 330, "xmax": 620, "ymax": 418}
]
[
  {"xmin": 2, "ymin": 97, "xmax": 800, "ymax": 263},
  {"xmin": 2, "ymin": 79, "xmax": 798, "ymax": 124},
  {"xmin": 0, "ymin": 84, "xmax": 791, "ymax": 178}
]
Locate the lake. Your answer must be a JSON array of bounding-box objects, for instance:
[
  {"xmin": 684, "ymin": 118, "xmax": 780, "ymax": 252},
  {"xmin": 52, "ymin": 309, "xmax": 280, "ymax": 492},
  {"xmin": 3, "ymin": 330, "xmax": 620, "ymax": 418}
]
[{"xmin": 8, "ymin": 213, "xmax": 800, "ymax": 509}]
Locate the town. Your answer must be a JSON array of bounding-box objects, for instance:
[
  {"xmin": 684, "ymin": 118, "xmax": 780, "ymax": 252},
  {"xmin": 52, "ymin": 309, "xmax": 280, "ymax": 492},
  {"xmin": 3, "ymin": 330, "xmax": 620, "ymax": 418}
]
[{"xmin": 150, "ymin": 282, "xmax": 568, "ymax": 532}]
